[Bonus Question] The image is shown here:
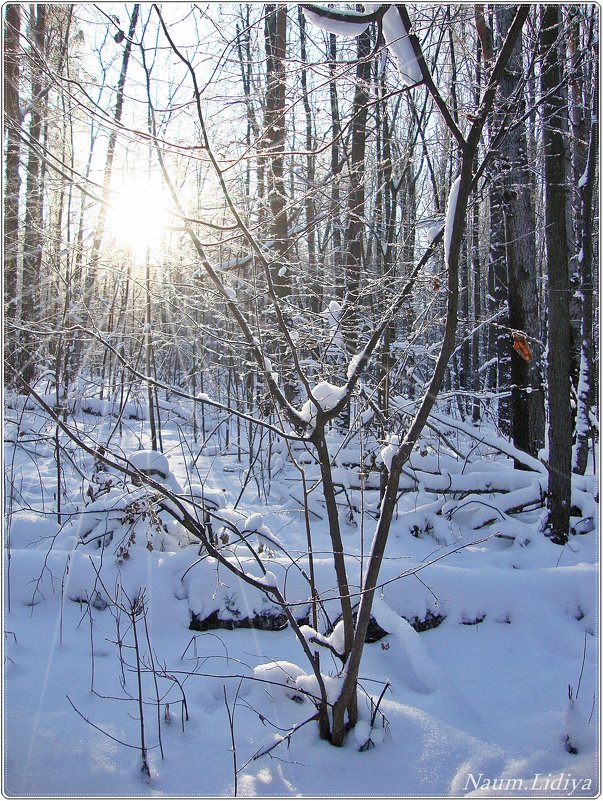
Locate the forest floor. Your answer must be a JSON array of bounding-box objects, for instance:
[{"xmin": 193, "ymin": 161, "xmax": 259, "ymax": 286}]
[{"xmin": 3, "ymin": 396, "xmax": 599, "ymax": 797}]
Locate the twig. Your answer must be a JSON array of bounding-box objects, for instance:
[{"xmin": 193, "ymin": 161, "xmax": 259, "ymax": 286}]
[
  {"xmin": 250, "ymin": 713, "xmax": 320, "ymax": 762},
  {"xmin": 66, "ymin": 694, "xmax": 147, "ymax": 750},
  {"xmin": 370, "ymin": 681, "xmax": 390, "ymax": 728},
  {"xmin": 142, "ymin": 610, "xmax": 164, "ymax": 759},
  {"xmin": 576, "ymin": 632, "xmax": 588, "ymax": 699},
  {"xmin": 223, "ymin": 682, "xmax": 242, "ymax": 796},
  {"xmin": 127, "ymin": 590, "xmax": 151, "ymax": 777}
]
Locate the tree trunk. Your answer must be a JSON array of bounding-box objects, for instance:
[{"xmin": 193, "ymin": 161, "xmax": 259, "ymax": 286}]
[
  {"xmin": 495, "ymin": 5, "xmax": 545, "ymax": 460},
  {"xmin": 341, "ymin": 26, "xmax": 372, "ymax": 350},
  {"xmin": 487, "ymin": 155, "xmax": 511, "ymax": 434},
  {"xmin": 298, "ymin": 7, "xmax": 319, "ymax": 311},
  {"xmin": 263, "ymin": 4, "xmax": 289, "ymax": 298},
  {"xmin": 327, "ymin": 6, "xmax": 530, "ymax": 745},
  {"xmin": 21, "ymin": 4, "xmax": 47, "ymax": 385},
  {"xmin": 540, "ymin": 5, "xmax": 572, "ymax": 543},
  {"xmin": 573, "ymin": 57, "xmax": 598, "ymax": 474},
  {"xmin": 328, "ymin": 34, "xmax": 344, "ymax": 299},
  {"xmin": 3, "ymin": 4, "xmax": 21, "ymax": 384}
]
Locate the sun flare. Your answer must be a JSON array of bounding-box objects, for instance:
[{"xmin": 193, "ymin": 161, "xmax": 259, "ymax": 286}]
[{"xmin": 108, "ymin": 178, "xmax": 168, "ymax": 254}]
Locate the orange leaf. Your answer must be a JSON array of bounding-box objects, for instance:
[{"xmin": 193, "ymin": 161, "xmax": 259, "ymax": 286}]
[{"xmin": 512, "ymin": 334, "xmax": 532, "ymax": 362}]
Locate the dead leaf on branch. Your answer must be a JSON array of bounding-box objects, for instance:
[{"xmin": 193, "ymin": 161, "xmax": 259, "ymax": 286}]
[{"xmin": 512, "ymin": 333, "xmax": 532, "ymax": 362}]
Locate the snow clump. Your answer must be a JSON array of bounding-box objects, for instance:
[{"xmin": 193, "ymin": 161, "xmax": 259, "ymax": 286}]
[
  {"xmin": 245, "ymin": 513, "xmax": 264, "ymax": 532},
  {"xmin": 299, "ymin": 381, "xmax": 346, "ymax": 429},
  {"xmin": 300, "ymin": 620, "xmax": 346, "ymax": 658},
  {"xmin": 253, "ymin": 660, "xmax": 308, "ymax": 702},
  {"xmin": 380, "ymin": 433, "xmax": 401, "ymax": 471}
]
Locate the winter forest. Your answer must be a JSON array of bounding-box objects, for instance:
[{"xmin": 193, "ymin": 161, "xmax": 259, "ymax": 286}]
[{"xmin": 3, "ymin": 2, "xmax": 599, "ymax": 797}]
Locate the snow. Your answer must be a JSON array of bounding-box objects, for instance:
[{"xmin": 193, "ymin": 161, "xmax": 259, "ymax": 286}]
[
  {"xmin": 353, "ymin": 718, "xmax": 373, "ymax": 748},
  {"xmin": 186, "ymin": 482, "xmax": 226, "ymax": 510},
  {"xmin": 4, "ymin": 396, "xmax": 599, "ymax": 796},
  {"xmin": 380, "ymin": 433, "xmax": 401, "ymax": 471},
  {"xmin": 347, "ymin": 347, "xmax": 368, "ymax": 380},
  {"xmin": 303, "ymin": 5, "xmax": 423, "ymax": 86},
  {"xmin": 324, "ymin": 298, "xmax": 342, "ymax": 324},
  {"xmin": 323, "ymin": 298, "xmax": 345, "ymax": 354},
  {"xmin": 302, "ymin": 6, "xmax": 370, "ymax": 38},
  {"xmin": 296, "ymin": 672, "xmax": 344, "ymax": 706},
  {"xmin": 263, "ymin": 356, "xmax": 279, "ymax": 384},
  {"xmin": 129, "ymin": 449, "xmax": 170, "ymax": 478},
  {"xmin": 372, "ymin": 597, "xmax": 440, "ymax": 693},
  {"xmin": 427, "ymin": 221, "xmax": 445, "ymax": 243},
  {"xmin": 299, "ymin": 380, "xmax": 347, "ymax": 428},
  {"xmin": 564, "ymin": 694, "xmax": 597, "ymax": 754},
  {"xmin": 310, "ymin": 380, "xmax": 346, "ymax": 410},
  {"xmin": 300, "ymin": 619, "xmax": 346, "ymax": 657},
  {"xmin": 245, "ymin": 512, "xmax": 264, "ymax": 531},
  {"xmin": 381, "ymin": 6, "xmax": 423, "ymax": 86},
  {"xmin": 215, "ymin": 254, "xmax": 253, "ymax": 272},
  {"xmin": 193, "ymin": 255, "xmax": 252, "ymax": 279},
  {"xmin": 246, "ymin": 569, "xmax": 278, "ymax": 589},
  {"xmin": 253, "ymin": 661, "xmax": 307, "ymax": 701},
  {"xmin": 444, "ymin": 175, "xmax": 462, "ymax": 265}
]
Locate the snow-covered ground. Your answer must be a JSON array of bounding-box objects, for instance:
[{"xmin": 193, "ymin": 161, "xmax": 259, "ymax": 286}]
[{"xmin": 3, "ymin": 398, "xmax": 599, "ymax": 796}]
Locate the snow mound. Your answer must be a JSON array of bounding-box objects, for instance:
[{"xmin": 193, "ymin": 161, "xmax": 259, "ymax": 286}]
[
  {"xmin": 253, "ymin": 660, "xmax": 307, "ymax": 703},
  {"xmin": 128, "ymin": 449, "xmax": 170, "ymax": 478},
  {"xmin": 128, "ymin": 449, "xmax": 182, "ymax": 493},
  {"xmin": 186, "ymin": 483, "xmax": 226, "ymax": 510},
  {"xmin": 372, "ymin": 597, "xmax": 440, "ymax": 693}
]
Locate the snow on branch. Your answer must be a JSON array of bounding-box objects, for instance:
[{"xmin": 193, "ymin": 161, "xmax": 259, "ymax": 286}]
[
  {"xmin": 302, "ymin": 5, "xmax": 371, "ymax": 37},
  {"xmin": 381, "ymin": 6, "xmax": 423, "ymax": 86},
  {"xmin": 302, "ymin": 3, "xmax": 423, "ymax": 86},
  {"xmin": 298, "ymin": 380, "xmax": 347, "ymax": 430},
  {"xmin": 429, "ymin": 410, "xmax": 547, "ymax": 474},
  {"xmin": 444, "ymin": 176, "xmax": 461, "ymax": 266}
]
